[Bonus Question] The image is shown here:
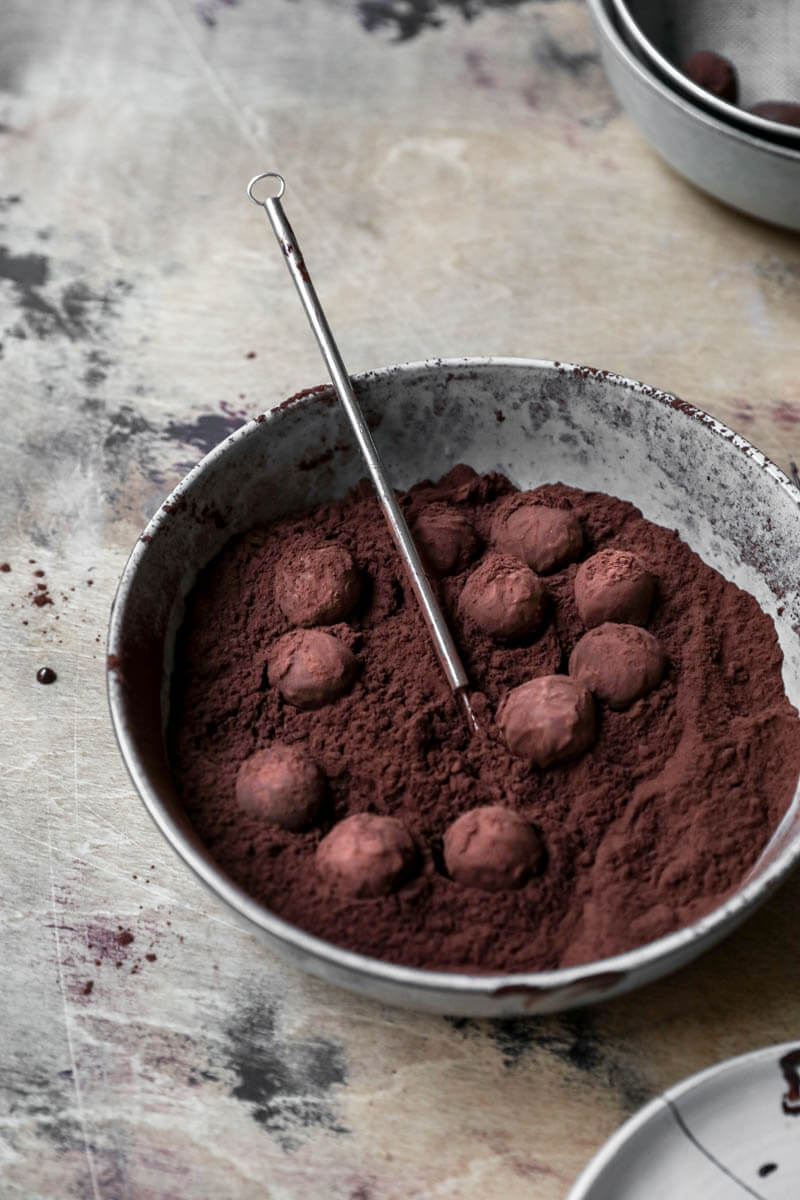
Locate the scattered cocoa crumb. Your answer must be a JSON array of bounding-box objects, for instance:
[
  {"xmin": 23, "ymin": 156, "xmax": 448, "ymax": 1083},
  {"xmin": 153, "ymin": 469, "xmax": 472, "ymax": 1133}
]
[
  {"xmin": 246, "ymin": 351, "xmax": 256, "ymax": 359},
  {"xmin": 82, "ymin": 980, "xmax": 94, "ymax": 996},
  {"xmin": 145, "ymin": 953, "xmax": 157, "ymax": 962},
  {"xmin": 0, "ymin": 563, "xmax": 10, "ymax": 572},
  {"xmin": 33, "ymin": 569, "xmax": 45, "ymax": 578}
]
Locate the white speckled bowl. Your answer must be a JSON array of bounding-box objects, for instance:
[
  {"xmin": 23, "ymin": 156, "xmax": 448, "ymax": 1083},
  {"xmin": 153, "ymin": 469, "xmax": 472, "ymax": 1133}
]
[
  {"xmin": 569, "ymin": 1041, "xmax": 800, "ymax": 1197},
  {"xmin": 108, "ymin": 359, "xmax": 800, "ymax": 1016}
]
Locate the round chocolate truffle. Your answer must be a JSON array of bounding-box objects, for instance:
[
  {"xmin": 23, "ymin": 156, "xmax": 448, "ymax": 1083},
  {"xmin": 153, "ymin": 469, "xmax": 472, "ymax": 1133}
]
[
  {"xmin": 316, "ymin": 813, "xmax": 417, "ymax": 898},
  {"xmin": 411, "ymin": 502, "xmax": 480, "ymax": 577},
  {"xmin": 275, "ymin": 544, "xmax": 361, "ymax": 627},
  {"xmin": 749, "ymin": 101, "xmax": 800, "ymax": 128},
  {"xmin": 574, "ymin": 548, "xmax": 655, "ymax": 629},
  {"xmin": 491, "ymin": 499, "xmax": 583, "ymax": 575},
  {"xmin": 235, "ymin": 742, "xmax": 325, "ymax": 830},
  {"xmin": 458, "ymin": 553, "xmax": 548, "ymax": 640},
  {"xmin": 683, "ymin": 50, "xmax": 738, "ymax": 103},
  {"xmin": 443, "ymin": 805, "xmax": 544, "ymax": 892},
  {"xmin": 267, "ymin": 629, "xmax": 358, "ymax": 709},
  {"xmin": 497, "ymin": 674, "xmax": 595, "ymax": 766},
  {"xmin": 569, "ymin": 622, "xmax": 666, "ymax": 710}
]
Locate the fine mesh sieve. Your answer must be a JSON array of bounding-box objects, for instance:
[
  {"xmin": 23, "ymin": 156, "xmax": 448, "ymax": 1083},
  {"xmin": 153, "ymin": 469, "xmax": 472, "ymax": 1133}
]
[{"xmin": 612, "ymin": 0, "xmax": 800, "ymax": 145}]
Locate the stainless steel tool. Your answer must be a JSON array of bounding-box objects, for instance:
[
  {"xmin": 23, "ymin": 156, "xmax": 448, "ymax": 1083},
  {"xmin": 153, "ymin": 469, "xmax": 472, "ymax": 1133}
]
[{"xmin": 247, "ymin": 171, "xmax": 479, "ymax": 734}]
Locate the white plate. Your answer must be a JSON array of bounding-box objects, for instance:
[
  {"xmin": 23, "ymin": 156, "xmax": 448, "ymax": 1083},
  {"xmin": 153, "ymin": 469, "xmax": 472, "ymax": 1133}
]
[{"xmin": 570, "ymin": 1043, "xmax": 800, "ymax": 1199}]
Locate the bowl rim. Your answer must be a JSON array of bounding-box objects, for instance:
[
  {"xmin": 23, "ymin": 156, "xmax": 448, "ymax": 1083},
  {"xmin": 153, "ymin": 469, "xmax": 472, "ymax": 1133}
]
[
  {"xmin": 567, "ymin": 1039, "xmax": 800, "ymax": 1197},
  {"xmin": 108, "ymin": 356, "xmax": 800, "ymax": 1000},
  {"xmin": 609, "ymin": 0, "xmax": 800, "ymax": 147},
  {"xmin": 588, "ymin": 0, "xmax": 800, "ymax": 165}
]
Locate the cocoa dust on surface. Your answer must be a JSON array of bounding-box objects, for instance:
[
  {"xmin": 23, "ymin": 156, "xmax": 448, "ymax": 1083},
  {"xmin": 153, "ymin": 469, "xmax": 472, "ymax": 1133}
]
[{"xmin": 168, "ymin": 466, "xmax": 800, "ymax": 972}]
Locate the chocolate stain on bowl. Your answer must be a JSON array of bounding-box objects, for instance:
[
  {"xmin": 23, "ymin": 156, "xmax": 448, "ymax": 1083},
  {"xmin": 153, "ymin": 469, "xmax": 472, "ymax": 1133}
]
[{"xmin": 779, "ymin": 1047, "xmax": 800, "ymax": 1115}]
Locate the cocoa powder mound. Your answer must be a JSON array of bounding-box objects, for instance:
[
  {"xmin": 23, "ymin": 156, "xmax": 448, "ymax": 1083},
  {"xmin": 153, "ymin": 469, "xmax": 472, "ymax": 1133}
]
[{"xmin": 168, "ymin": 466, "xmax": 800, "ymax": 972}]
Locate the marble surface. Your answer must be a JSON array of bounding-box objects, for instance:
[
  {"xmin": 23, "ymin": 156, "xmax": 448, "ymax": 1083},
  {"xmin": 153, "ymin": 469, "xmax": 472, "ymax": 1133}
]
[{"xmin": 2, "ymin": 1, "xmax": 800, "ymax": 1197}]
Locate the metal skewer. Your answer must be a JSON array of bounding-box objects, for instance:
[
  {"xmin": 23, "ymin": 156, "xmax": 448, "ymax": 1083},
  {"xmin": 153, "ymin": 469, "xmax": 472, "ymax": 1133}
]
[{"xmin": 247, "ymin": 171, "xmax": 479, "ymax": 735}]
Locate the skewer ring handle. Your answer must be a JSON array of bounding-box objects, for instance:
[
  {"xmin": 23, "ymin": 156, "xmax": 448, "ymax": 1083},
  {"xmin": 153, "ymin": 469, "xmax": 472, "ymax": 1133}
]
[{"xmin": 247, "ymin": 172, "xmax": 286, "ymax": 205}]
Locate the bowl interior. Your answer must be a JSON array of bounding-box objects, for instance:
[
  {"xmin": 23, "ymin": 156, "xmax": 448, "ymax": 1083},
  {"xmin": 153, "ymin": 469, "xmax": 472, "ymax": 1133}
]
[
  {"xmin": 109, "ymin": 360, "xmax": 800, "ymax": 1013},
  {"xmin": 615, "ymin": 0, "xmax": 800, "ymax": 143}
]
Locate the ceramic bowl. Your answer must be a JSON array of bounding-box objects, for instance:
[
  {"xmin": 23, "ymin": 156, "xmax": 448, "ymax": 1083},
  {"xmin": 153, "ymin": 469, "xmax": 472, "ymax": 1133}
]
[
  {"xmin": 587, "ymin": 0, "xmax": 800, "ymax": 232},
  {"xmin": 108, "ymin": 358, "xmax": 800, "ymax": 1016},
  {"xmin": 569, "ymin": 1041, "xmax": 800, "ymax": 1197}
]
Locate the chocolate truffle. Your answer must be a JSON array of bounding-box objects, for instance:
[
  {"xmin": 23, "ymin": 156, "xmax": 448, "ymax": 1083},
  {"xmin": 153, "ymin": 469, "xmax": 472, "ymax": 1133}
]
[
  {"xmin": 497, "ymin": 674, "xmax": 595, "ymax": 766},
  {"xmin": 443, "ymin": 805, "xmax": 544, "ymax": 892},
  {"xmin": 458, "ymin": 552, "xmax": 548, "ymax": 640},
  {"xmin": 683, "ymin": 50, "xmax": 738, "ymax": 103},
  {"xmin": 569, "ymin": 622, "xmax": 666, "ymax": 709},
  {"xmin": 411, "ymin": 502, "xmax": 480, "ymax": 577},
  {"xmin": 574, "ymin": 548, "xmax": 655, "ymax": 629},
  {"xmin": 235, "ymin": 742, "xmax": 325, "ymax": 830},
  {"xmin": 275, "ymin": 544, "xmax": 361, "ymax": 627},
  {"xmin": 491, "ymin": 498, "xmax": 583, "ymax": 575},
  {"xmin": 749, "ymin": 101, "xmax": 800, "ymax": 128},
  {"xmin": 267, "ymin": 629, "xmax": 358, "ymax": 709},
  {"xmin": 316, "ymin": 813, "xmax": 417, "ymax": 898}
]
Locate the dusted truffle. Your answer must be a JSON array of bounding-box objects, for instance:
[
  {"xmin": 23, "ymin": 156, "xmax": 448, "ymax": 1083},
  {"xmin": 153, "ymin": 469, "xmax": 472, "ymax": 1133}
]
[
  {"xmin": 275, "ymin": 544, "xmax": 361, "ymax": 627},
  {"xmin": 267, "ymin": 629, "xmax": 358, "ymax": 709},
  {"xmin": 411, "ymin": 502, "xmax": 480, "ymax": 577},
  {"xmin": 574, "ymin": 548, "xmax": 655, "ymax": 629},
  {"xmin": 683, "ymin": 50, "xmax": 738, "ymax": 102},
  {"xmin": 235, "ymin": 742, "xmax": 325, "ymax": 830},
  {"xmin": 569, "ymin": 623, "xmax": 666, "ymax": 709},
  {"xmin": 491, "ymin": 499, "xmax": 583, "ymax": 574},
  {"xmin": 458, "ymin": 552, "xmax": 548, "ymax": 640},
  {"xmin": 497, "ymin": 674, "xmax": 595, "ymax": 766},
  {"xmin": 749, "ymin": 101, "xmax": 800, "ymax": 128},
  {"xmin": 316, "ymin": 813, "xmax": 417, "ymax": 898},
  {"xmin": 443, "ymin": 805, "xmax": 544, "ymax": 892}
]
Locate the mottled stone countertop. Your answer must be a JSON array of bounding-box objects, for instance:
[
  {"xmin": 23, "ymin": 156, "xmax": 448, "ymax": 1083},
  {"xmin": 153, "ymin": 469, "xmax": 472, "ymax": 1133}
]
[{"xmin": 2, "ymin": 2, "xmax": 800, "ymax": 1197}]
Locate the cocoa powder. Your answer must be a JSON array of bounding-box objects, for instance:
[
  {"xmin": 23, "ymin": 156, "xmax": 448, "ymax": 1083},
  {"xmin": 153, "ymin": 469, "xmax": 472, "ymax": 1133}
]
[{"xmin": 168, "ymin": 467, "xmax": 800, "ymax": 971}]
